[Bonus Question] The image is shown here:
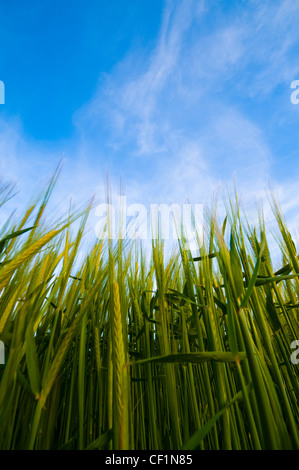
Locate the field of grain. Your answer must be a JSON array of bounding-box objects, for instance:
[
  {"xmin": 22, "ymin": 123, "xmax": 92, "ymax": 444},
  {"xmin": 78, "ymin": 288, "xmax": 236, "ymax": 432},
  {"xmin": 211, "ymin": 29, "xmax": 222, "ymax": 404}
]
[{"xmin": 0, "ymin": 177, "xmax": 298, "ymax": 450}]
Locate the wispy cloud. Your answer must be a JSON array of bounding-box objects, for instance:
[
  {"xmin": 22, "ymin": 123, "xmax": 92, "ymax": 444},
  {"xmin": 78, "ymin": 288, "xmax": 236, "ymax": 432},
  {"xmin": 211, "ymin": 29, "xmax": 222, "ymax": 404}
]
[{"xmin": 1, "ymin": 0, "xmax": 299, "ymax": 243}]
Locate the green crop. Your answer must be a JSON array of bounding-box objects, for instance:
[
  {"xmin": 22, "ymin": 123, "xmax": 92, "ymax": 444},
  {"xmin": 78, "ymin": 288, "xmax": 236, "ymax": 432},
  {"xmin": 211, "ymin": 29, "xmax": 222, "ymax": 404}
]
[{"xmin": 0, "ymin": 177, "xmax": 298, "ymax": 450}]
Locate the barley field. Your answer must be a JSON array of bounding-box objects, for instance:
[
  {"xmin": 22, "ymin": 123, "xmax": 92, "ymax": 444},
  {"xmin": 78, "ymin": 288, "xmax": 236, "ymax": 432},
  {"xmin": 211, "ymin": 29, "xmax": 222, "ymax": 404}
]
[{"xmin": 0, "ymin": 176, "xmax": 298, "ymax": 450}]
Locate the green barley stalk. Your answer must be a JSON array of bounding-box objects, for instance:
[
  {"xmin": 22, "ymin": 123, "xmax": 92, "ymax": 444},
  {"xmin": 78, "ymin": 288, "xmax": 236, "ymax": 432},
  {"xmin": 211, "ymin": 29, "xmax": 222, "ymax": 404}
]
[{"xmin": 0, "ymin": 178, "xmax": 299, "ymax": 450}]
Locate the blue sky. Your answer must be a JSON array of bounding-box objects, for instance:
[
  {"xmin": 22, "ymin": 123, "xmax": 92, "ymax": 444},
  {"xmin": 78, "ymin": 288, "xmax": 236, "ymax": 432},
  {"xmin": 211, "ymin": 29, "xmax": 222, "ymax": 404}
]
[{"xmin": 1, "ymin": 0, "xmax": 299, "ymax": 243}]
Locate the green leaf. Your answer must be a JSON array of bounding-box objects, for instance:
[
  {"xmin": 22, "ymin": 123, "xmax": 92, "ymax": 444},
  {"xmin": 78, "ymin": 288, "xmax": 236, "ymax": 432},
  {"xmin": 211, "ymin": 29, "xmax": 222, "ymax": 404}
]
[
  {"xmin": 193, "ymin": 253, "xmax": 217, "ymax": 262},
  {"xmin": 255, "ymin": 274, "xmax": 299, "ymax": 286},
  {"xmin": 167, "ymin": 288, "xmax": 201, "ymax": 306},
  {"xmin": 85, "ymin": 429, "xmax": 113, "ymax": 450},
  {"xmin": 213, "ymin": 296, "xmax": 227, "ymax": 314},
  {"xmin": 240, "ymin": 233, "xmax": 265, "ymax": 309},
  {"xmin": 181, "ymin": 386, "xmax": 250, "ymax": 450},
  {"xmin": 222, "ymin": 215, "xmax": 228, "ymax": 236},
  {"xmin": 132, "ymin": 351, "xmax": 246, "ymax": 366},
  {"xmin": 230, "ymin": 234, "xmax": 243, "ymax": 299},
  {"xmin": 274, "ymin": 263, "xmax": 293, "ymax": 276},
  {"xmin": 265, "ymin": 291, "xmax": 281, "ymax": 332},
  {"xmin": 0, "ymin": 227, "xmax": 35, "ymax": 256},
  {"xmin": 25, "ymin": 322, "xmax": 41, "ymax": 398}
]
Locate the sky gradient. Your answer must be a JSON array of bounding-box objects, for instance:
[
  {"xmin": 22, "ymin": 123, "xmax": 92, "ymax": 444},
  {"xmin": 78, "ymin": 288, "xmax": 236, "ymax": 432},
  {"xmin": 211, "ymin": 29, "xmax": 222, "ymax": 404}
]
[{"xmin": 1, "ymin": 0, "xmax": 299, "ymax": 245}]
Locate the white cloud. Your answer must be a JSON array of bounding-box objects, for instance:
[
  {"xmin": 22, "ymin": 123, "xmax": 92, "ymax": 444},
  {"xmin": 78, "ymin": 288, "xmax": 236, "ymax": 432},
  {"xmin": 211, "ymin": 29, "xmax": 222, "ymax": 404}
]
[{"xmin": 1, "ymin": 0, "xmax": 299, "ymax": 251}]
